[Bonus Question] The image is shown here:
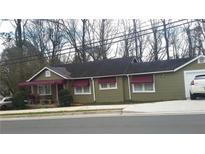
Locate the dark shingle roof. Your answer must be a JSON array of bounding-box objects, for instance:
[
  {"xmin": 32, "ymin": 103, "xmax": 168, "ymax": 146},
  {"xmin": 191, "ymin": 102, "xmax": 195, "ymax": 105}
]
[
  {"xmin": 56, "ymin": 57, "xmax": 133, "ymax": 78},
  {"xmin": 55, "ymin": 57, "xmax": 194, "ymax": 78},
  {"xmin": 49, "ymin": 67, "xmax": 71, "ymax": 78},
  {"xmin": 126, "ymin": 57, "xmax": 193, "ymax": 74}
]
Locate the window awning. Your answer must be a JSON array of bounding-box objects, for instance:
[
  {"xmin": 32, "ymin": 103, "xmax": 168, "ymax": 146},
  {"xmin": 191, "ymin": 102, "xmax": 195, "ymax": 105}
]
[
  {"xmin": 73, "ymin": 79, "xmax": 90, "ymax": 87},
  {"xmin": 18, "ymin": 79, "xmax": 65, "ymax": 87},
  {"xmin": 131, "ymin": 75, "xmax": 153, "ymax": 84},
  {"xmin": 98, "ymin": 77, "xmax": 116, "ymax": 84}
]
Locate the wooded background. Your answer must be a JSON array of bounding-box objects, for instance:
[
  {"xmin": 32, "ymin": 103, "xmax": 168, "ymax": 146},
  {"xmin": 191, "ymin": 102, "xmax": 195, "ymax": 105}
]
[{"xmin": 0, "ymin": 19, "xmax": 205, "ymax": 96}]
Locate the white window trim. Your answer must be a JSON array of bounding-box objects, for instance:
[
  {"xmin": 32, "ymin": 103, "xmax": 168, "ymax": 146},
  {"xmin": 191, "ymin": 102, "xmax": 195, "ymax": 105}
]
[
  {"xmin": 37, "ymin": 84, "xmax": 52, "ymax": 96},
  {"xmin": 99, "ymin": 82, "xmax": 118, "ymax": 90},
  {"xmin": 74, "ymin": 86, "xmax": 92, "ymax": 95},
  {"xmin": 132, "ymin": 75, "xmax": 156, "ymax": 93}
]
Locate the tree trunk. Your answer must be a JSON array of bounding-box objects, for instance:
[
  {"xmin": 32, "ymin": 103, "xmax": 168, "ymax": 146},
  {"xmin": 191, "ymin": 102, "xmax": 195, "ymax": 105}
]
[
  {"xmin": 81, "ymin": 19, "xmax": 87, "ymax": 63},
  {"xmin": 162, "ymin": 19, "xmax": 170, "ymax": 60},
  {"xmin": 186, "ymin": 28, "xmax": 194, "ymax": 57},
  {"xmin": 100, "ymin": 19, "xmax": 107, "ymax": 60},
  {"xmin": 153, "ymin": 30, "xmax": 158, "ymax": 61},
  {"xmin": 15, "ymin": 19, "xmax": 23, "ymax": 49},
  {"xmin": 133, "ymin": 20, "xmax": 139, "ymax": 59}
]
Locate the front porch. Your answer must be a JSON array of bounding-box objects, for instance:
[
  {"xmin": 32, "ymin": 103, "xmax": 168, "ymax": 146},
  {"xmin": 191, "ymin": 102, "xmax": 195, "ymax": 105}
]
[
  {"xmin": 18, "ymin": 79, "xmax": 66, "ymax": 106},
  {"xmin": 25, "ymin": 103, "xmax": 57, "ymax": 109}
]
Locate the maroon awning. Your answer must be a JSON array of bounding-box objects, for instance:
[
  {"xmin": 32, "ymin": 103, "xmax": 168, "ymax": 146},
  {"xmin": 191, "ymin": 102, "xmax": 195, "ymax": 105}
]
[
  {"xmin": 131, "ymin": 75, "xmax": 153, "ymax": 84},
  {"xmin": 98, "ymin": 77, "xmax": 116, "ymax": 84},
  {"xmin": 73, "ymin": 79, "xmax": 90, "ymax": 87},
  {"xmin": 18, "ymin": 79, "xmax": 65, "ymax": 87}
]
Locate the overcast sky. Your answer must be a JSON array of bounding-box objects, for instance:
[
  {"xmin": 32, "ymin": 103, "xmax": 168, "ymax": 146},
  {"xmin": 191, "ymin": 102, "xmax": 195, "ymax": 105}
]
[{"xmin": 0, "ymin": 20, "xmax": 15, "ymax": 54}]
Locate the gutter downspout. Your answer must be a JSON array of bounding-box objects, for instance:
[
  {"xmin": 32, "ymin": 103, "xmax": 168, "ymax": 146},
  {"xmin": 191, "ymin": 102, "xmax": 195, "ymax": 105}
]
[
  {"xmin": 127, "ymin": 75, "xmax": 131, "ymax": 100},
  {"xmin": 91, "ymin": 78, "xmax": 96, "ymax": 102}
]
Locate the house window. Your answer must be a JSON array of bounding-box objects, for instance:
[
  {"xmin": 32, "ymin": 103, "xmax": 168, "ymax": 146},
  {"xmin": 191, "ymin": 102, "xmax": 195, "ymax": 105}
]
[
  {"xmin": 131, "ymin": 75, "xmax": 155, "ymax": 93},
  {"xmin": 133, "ymin": 83, "xmax": 143, "ymax": 91},
  {"xmin": 98, "ymin": 77, "xmax": 117, "ymax": 90},
  {"xmin": 132, "ymin": 83, "xmax": 155, "ymax": 93},
  {"xmin": 74, "ymin": 86, "xmax": 91, "ymax": 95},
  {"xmin": 198, "ymin": 56, "xmax": 205, "ymax": 64},
  {"xmin": 38, "ymin": 85, "xmax": 51, "ymax": 95},
  {"xmin": 45, "ymin": 70, "xmax": 51, "ymax": 77},
  {"xmin": 99, "ymin": 82, "xmax": 117, "ymax": 90},
  {"xmin": 73, "ymin": 79, "xmax": 91, "ymax": 95}
]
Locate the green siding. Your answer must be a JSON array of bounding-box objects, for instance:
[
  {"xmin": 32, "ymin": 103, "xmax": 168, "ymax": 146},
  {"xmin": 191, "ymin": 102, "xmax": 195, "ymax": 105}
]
[
  {"xmin": 66, "ymin": 77, "xmax": 125, "ymax": 104},
  {"xmin": 33, "ymin": 69, "xmax": 62, "ymax": 81},
  {"xmin": 69, "ymin": 80, "xmax": 94, "ymax": 104},
  {"xmin": 29, "ymin": 59, "xmax": 205, "ymax": 104},
  {"xmin": 95, "ymin": 77, "xmax": 124, "ymax": 103},
  {"xmin": 130, "ymin": 60, "xmax": 205, "ymax": 102},
  {"xmin": 123, "ymin": 76, "xmax": 130, "ymax": 101}
]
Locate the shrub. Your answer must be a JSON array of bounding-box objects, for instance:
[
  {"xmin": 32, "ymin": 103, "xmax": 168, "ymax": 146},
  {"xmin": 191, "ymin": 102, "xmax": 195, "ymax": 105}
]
[
  {"xmin": 58, "ymin": 89, "xmax": 73, "ymax": 107},
  {"xmin": 12, "ymin": 90, "xmax": 28, "ymax": 109}
]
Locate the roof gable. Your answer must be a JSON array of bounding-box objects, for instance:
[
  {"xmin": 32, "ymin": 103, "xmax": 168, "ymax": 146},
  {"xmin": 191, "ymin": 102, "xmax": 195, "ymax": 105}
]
[
  {"xmin": 27, "ymin": 67, "xmax": 70, "ymax": 81},
  {"xmin": 174, "ymin": 55, "xmax": 205, "ymax": 71}
]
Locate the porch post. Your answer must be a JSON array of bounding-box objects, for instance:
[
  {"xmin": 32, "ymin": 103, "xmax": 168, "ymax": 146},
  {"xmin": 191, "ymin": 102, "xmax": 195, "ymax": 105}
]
[
  {"xmin": 127, "ymin": 75, "xmax": 131, "ymax": 100},
  {"xmin": 91, "ymin": 78, "xmax": 96, "ymax": 102},
  {"xmin": 56, "ymin": 84, "xmax": 59, "ymax": 104},
  {"xmin": 31, "ymin": 85, "xmax": 34, "ymax": 93}
]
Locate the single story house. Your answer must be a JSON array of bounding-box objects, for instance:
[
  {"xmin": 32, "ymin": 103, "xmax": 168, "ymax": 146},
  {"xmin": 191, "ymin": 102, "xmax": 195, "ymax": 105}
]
[{"xmin": 18, "ymin": 55, "xmax": 205, "ymax": 106}]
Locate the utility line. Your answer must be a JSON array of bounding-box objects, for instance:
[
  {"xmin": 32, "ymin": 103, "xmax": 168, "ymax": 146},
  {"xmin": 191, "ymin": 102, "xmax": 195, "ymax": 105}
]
[
  {"xmin": 0, "ymin": 19, "xmax": 194, "ymax": 66},
  {"xmin": 0, "ymin": 19, "xmax": 185, "ymax": 64},
  {"xmin": 0, "ymin": 19, "xmax": 188, "ymax": 63},
  {"xmin": 47, "ymin": 19, "xmax": 183, "ymax": 50}
]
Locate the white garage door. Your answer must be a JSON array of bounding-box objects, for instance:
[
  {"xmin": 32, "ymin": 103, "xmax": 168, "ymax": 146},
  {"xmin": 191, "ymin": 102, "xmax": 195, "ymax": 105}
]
[{"xmin": 184, "ymin": 69, "xmax": 205, "ymax": 98}]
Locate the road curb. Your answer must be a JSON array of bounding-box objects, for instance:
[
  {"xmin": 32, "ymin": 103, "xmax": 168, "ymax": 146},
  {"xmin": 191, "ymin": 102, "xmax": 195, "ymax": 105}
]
[
  {"xmin": 0, "ymin": 108, "xmax": 123, "ymax": 119},
  {"xmin": 122, "ymin": 110, "xmax": 205, "ymax": 116}
]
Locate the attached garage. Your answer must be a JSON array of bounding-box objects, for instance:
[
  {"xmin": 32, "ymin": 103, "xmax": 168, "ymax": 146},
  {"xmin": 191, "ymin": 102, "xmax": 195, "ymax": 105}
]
[{"xmin": 184, "ymin": 69, "xmax": 205, "ymax": 98}]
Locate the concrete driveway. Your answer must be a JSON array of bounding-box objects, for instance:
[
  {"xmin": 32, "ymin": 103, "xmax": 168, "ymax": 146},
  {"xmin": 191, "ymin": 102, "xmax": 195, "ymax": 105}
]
[{"xmin": 123, "ymin": 99, "xmax": 205, "ymax": 114}]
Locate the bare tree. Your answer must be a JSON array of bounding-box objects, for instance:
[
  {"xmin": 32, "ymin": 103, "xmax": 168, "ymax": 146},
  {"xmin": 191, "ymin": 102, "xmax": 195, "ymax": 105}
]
[
  {"xmin": 85, "ymin": 20, "xmax": 102, "ymax": 61},
  {"xmin": 132, "ymin": 19, "xmax": 148, "ymax": 62},
  {"xmin": 46, "ymin": 19, "xmax": 66, "ymax": 65},
  {"xmin": 170, "ymin": 27, "xmax": 181, "ymax": 59},
  {"xmin": 184, "ymin": 21, "xmax": 195, "ymax": 57},
  {"xmin": 61, "ymin": 19, "xmax": 91, "ymax": 63},
  {"xmin": 191, "ymin": 25, "xmax": 205, "ymax": 56},
  {"xmin": 25, "ymin": 19, "xmax": 49, "ymax": 54},
  {"xmin": 118, "ymin": 20, "xmax": 132, "ymax": 57},
  {"xmin": 25, "ymin": 19, "xmax": 66, "ymax": 65},
  {"xmin": 148, "ymin": 19, "xmax": 163, "ymax": 61},
  {"xmin": 194, "ymin": 20, "xmax": 205, "ymax": 55},
  {"xmin": 61, "ymin": 19, "xmax": 118, "ymax": 62},
  {"xmin": 81, "ymin": 19, "xmax": 87, "ymax": 62},
  {"xmin": 133, "ymin": 19, "xmax": 139, "ymax": 60},
  {"xmin": 161, "ymin": 19, "xmax": 172, "ymax": 60},
  {"xmin": 97, "ymin": 19, "xmax": 118, "ymax": 60}
]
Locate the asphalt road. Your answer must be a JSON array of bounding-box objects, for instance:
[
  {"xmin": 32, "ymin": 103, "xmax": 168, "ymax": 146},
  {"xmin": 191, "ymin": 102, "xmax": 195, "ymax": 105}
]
[{"xmin": 1, "ymin": 114, "xmax": 205, "ymax": 134}]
